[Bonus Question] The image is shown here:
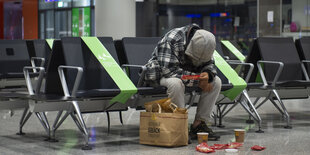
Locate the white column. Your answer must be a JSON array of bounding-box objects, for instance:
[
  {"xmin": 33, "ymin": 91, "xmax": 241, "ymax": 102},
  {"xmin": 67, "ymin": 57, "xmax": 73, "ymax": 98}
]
[{"xmin": 95, "ymin": 0, "xmax": 136, "ymax": 39}]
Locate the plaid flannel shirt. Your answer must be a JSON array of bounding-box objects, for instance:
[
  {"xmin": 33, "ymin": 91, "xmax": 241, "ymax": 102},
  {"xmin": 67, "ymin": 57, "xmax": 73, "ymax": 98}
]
[{"xmin": 144, "ymin": 24, "xmax": 217, "ymax": 87}]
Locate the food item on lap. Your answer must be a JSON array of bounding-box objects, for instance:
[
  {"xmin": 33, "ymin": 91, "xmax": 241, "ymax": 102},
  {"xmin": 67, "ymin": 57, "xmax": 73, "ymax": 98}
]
[{"xmin": 181, "ymin": 75, "xmax": 200, "ymax": 80}]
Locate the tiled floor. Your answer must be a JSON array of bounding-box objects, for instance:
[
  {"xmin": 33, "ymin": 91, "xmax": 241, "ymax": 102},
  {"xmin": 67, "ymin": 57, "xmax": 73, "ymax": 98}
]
[{"xmin": 1, "ymin": 98, "xmax": 310, "ymax": 155}]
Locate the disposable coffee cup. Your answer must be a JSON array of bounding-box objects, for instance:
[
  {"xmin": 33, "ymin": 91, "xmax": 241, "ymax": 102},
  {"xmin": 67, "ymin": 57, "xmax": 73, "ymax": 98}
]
[
  {"xmin": 234, "ymin": 129, "xmax": 245, "ymax": 143},
  {"xmin": 197, "ymin": 132, "xmax": 209, "ymax": 144}
]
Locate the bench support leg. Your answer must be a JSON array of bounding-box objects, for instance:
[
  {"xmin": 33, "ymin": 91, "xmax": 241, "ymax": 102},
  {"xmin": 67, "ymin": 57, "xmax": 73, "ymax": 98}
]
[
  {"xmin": 17, "ymin": 107, "xmax": 32, "ymax": 135},
  {"xmin": 72, "ymin": 101, "xmax": 92, "ymax": 150},
  {"xmin": 272, "ymin": 89, "xmax": 292, "ymax": 129}
]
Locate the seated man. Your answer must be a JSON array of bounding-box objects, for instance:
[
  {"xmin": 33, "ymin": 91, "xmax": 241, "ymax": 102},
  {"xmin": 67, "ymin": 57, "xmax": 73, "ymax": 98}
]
[{"xmin": 144, "ymin": 24, "xmax": 222, "ymax": 140}]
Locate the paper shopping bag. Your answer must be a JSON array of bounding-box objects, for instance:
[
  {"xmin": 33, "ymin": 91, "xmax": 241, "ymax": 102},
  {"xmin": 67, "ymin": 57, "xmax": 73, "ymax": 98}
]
[{"xmin": 139, "ymin": 111, "xmax": 188, "ymax": 147}]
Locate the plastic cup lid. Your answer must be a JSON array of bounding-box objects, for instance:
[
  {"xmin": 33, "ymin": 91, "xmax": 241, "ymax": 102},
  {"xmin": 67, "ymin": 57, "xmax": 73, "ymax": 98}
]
[{"xmin": 197, "ymin": 132, "xmax": 209, "ymax": 135}]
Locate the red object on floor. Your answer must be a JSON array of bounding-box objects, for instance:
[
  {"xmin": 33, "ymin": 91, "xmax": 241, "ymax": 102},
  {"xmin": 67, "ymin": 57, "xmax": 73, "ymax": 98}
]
[
  {"xmin": 209, "ymin": 144, "xmax": 228, "ymax": 150},
  {"xmin": 209, "ymin": 142, "xmax": 243, "ymax": 150},
  {"xmin": 181, "ymin": 75, "xmax": 200, "ymax": 80},
  {"xmin": 227, "ymin": 142, "xmax": 243, "ymax": 149},
  {"xmin": 251, "ymin": 145, "xmax": 266, "ymax": 151},
  {"xmin": 196, "ymin": 142, "xmax": 215, "ymax": 153}
]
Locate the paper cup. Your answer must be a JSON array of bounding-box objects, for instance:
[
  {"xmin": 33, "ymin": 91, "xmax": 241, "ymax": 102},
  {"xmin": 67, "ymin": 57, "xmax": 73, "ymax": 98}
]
[
  {"xmin": 197, "ymin": 132, "xmax": 209, "ymax": 144},
  {"xmin": 234, "ymin": 129, "xmax": 245, "ymax": 143}
]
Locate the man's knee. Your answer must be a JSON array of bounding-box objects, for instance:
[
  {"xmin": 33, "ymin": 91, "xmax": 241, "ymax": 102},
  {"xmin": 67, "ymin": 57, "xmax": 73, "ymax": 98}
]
[
  {"xmin": 212, "ymin": 76, "xmax": 222, "ymax": 92},
  {"xmin": 166, "ymin": 78, "xmax": 185, "ymax": 92}
]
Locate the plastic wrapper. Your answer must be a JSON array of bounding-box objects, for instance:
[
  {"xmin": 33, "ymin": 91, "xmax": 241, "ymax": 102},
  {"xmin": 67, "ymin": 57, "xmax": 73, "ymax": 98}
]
[
  {"xmin": 227, "ymin": 142, "xmax": 243, "ymax": 149},
  {"xmin": 159, "ymin": 98, "xmax": 174, "ymax": 113},
  {"xmin": 144, "ymin": 98, "xmax": 168, "ymax": 112},
  {"xmin": 197, "ymin": 142, "xmax": 243, "ymax": 153},
  {"xmin": 251, "ymin": 145, "xmax": 266, "ymax": 151},
  {"xmin": 181, "ymin": 75, "xmax": 200, "ymax": 80},
  {"xmin": 209, "ymin": 144, "xmax": 229, "ymax": 150},
  {"xmin": 209, "ymin": 142, "xmax": 242, "ymax": 150},
  {"xmin": 144, "ymin": 98, "xmax": 188, "ymax": 114},
  {"xmin": 196, "ymin": 142, "xmax": 215, "ymax": 153}
]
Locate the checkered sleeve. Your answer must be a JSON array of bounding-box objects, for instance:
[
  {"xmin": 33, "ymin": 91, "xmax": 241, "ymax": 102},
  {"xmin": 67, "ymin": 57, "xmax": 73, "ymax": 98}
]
[{"xmin": 157, "ymin": 41, "xmax": 199, "ymax": 86}]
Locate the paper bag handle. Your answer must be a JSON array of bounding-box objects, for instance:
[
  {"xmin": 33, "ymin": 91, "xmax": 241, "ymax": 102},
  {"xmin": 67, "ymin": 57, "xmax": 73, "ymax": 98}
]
[
  {"xmin": 150, "ymin": 103, "xmax": 162, "ymax": 113},
  {"xmin": 169, "ymin": 103, "xmax": 178, "ymax": 111},
  {"xmin": 158, "ymin": 104, "xmax": 162, "ymax": 113}
]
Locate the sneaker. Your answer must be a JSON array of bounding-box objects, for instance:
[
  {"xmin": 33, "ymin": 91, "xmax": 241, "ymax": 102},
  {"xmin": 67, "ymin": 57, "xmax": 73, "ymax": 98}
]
[
  {"xmin": 188, "ymin": 135, "xmax": 192, "ymax": 144},
  {"xmin": 189, "ymin": 121, "xmax": 220, "ymax": 141}
]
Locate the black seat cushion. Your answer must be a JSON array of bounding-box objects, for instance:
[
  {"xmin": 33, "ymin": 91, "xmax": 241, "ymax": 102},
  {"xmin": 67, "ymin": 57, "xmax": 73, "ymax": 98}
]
[
  {"xmin": 26, "ymin": 94, "xmax": 71, "ymax": 101},
  {"xmin": 72, "ymin": 83, "xmax": 234, "ymax": 98},
  {"xmin": 247, "ymin": 82, "xmax": 264, "ymax": 89},
  {"xmin": 138, "ymin": 84, "xmax": 233, "ymax": 95},
  {"xmin": 0, "ymin": 92, "xmax": 69, "ymax": 101},
  {"xmin": 184, "ymin": 84, "xmax": 233, "ymax": 92},
  {"xmin": 274, "ymin": 80, "xmax": 310, "ymax": 88},
  {"xmin": 0, "ymin": 72, "xmax": 39, "ymax": 79},
  {"xmin": 76, "ymin": 86, "xmax": 166, "ymax": 98},
  {"xmin": 75, "ymin": 89, "xmax": 120, "ymax": 98},
  {"xmin": 0, "ymin": 92, "xmax": 28, "ymax": 99},
  {"xmin": 137, "ymin": 86, "xmax": 167, "ymax": 95},
  {"xmin": 221, "ymin": 84, "xmax": 233, "ymax": 91}
]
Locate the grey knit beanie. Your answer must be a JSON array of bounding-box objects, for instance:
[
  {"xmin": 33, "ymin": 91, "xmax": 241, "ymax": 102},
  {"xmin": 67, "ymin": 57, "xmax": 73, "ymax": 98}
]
[{"xmin": 185, "ymin": 30, "xmax": 216, "ymax": 66}]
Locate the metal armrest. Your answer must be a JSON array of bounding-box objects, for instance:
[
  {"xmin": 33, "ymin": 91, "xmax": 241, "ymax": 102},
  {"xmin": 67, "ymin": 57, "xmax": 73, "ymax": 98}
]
[
  {"xmin": 257, "ymin": 60, "xmax": 284, "ymax": 88},
  {"xmin": 301, "ymin": 60, "xmax": 310, "ymax": 81},
  {"xmin": 121, "ymin": 64, "xmax": 146, "ymax": 87},
  {"xmin": 122, "ymin": 64, "xmax": 144, "ymax": 68},
  {"xmin": 223, "ymin": 56, "xmax": 230, "ymax": 60},
  {"xmin": 31, "ymin": 57, "xmax": 45, "ymax": 67},
  {"xmin": 23, "ymin": 66, "xmax": 45, "ymax": 95},
  {"xmin": 228, "ymin": 61, "xmax": 254, "ymax": 82},
  {"xmin": 226, "ymin": 59, "xmax": 242, "ymax": 63},
  {"xmin": 58, "ymin": 65, "xmax": 83, "ymax": 97}
]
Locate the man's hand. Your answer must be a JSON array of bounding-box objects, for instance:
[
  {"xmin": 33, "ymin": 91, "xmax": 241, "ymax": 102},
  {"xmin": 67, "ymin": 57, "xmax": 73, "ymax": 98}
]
[
  {"xmin": 199, "ymin": 80, "xmax": 213, "ymax": 92},
  {"xmin": 199, "ymin": 72, "xmax": 213, "ymax": 92},
  {"xmin": 199, "ymin": 72, "xmax": 209, "ymax": 81}
]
